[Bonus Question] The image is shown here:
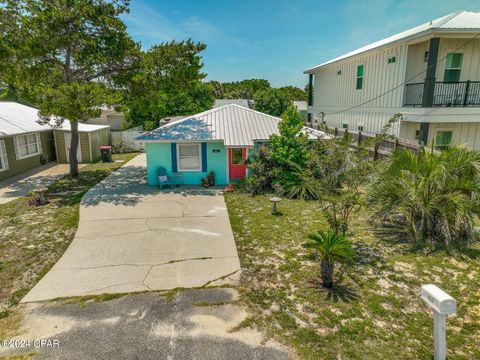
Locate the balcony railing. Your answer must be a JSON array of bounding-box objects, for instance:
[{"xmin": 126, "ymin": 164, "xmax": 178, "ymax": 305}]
[{"xmin": 404, "ymin": 81, "xmax": 480, "ymax": 107}]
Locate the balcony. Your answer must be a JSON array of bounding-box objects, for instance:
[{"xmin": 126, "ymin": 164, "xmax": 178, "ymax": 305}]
[{"xmin": 404, "ymin": 81, "xmax": 480, "ymax": 107}]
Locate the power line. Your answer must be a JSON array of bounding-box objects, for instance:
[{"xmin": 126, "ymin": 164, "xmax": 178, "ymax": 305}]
[
  {"xmin": 320, "ymin": 31, "xmax": 480, "ymax": 117},
  {"xmin": 0, "ymin": 80, "xmax": 39, "ymax": 109}
]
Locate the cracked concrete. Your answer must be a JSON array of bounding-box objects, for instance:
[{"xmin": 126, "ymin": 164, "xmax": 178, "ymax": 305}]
[
  {"xmin": 22, "ymin": 154, "xmax": 241, "ymax": 302},
  {"xmin": 3, "ymin": 289, "xmax": 290, "ymax": 359}
]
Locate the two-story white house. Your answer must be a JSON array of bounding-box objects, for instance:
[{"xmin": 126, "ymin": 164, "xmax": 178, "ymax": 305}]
[{"xmin": 305, "ymin": 11, "xmax": 480, "ymax": 149}]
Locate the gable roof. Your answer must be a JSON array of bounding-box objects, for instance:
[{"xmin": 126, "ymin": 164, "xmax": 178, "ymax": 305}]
[
  {"xmin": 213, "ymin": 99, "xmax": 253, "ymax": 109},
  {"xmin": 0, "ymin": 102, "xmax": 109, "ymax": 137},
  {"xmin": 136, "ymin": 104, "xmax": 329, "ymax": 147},
  {"xmin": 304, "ymin": 11, "xmax": 480, "ymax": 73}
]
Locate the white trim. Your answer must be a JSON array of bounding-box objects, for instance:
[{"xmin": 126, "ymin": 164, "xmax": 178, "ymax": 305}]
[
  {"xmin": 64, "ymin": 132, "xmax": 82, "ymax": 163},
  {"xmin": 14, "ymin": 132, "xmax": 42, "ymax": 160},
  {"xmin": 0, "ymin": 139, "xmax": 9, "ymax": 172},
  {"xmin": 88, "ymin": 132, "xmax": 92, "ymax": 163},
  {"xmin": 225, "ymin": 148, "xmax": 230, "ymax": 183},
  {"xmin": 53, "ymin": 130, "xmax": 59, "ymax": 163},
  {"xmin": 176, "ymin": 143, "xmax": 202, "ymax": 172}
]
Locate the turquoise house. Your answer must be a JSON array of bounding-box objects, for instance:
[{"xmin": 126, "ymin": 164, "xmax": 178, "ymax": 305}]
[{"xmin": 136, "ymin": 104, "xmax": 328, "ymax": 186}]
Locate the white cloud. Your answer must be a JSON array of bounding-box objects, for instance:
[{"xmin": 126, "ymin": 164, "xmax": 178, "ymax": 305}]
[{"xmin": 123, "ymin": 2, "xmax": 218, "ymax": 47}]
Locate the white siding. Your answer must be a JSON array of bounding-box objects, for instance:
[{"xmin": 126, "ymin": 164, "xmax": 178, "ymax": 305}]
[
  {"xmin": 313, "ymin": 43, "xmax": 409, "ymax": 110},
  {"xmin": 436, "ymin": 38, "xmax": 480, "ymax": 81},
  {"xmin": 310, "ymin": 36, "xmax": 480, "ymax": 146},
  {"xmin": 428, "ymin": 122, "xmax": 480, "ymax": 149}
]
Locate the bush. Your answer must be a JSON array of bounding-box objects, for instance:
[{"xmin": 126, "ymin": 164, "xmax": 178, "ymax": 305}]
[
  {"xmin": 111, "ymin": 140, "xmax": 133, "ymax": 154},
  {"xmin": 237, "ymin": 146, "xmax": 280, "ymax": 195},
  {"xmin": 369, "ymin": 146, "xmax": 480, "ymax": 246}
]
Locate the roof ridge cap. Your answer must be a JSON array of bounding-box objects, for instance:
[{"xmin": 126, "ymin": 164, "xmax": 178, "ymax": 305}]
[{"xmin": 433, "ymin": 11, "xmax": 463, "ymax": 28}]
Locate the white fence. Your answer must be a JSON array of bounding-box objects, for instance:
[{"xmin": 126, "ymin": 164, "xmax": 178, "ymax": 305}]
[{"xmin": 111, "ymin": 127, "xmax": 145, "ymax": 152}]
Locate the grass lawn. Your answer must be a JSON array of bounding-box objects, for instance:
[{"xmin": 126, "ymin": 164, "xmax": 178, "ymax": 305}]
[
  {"xmin": 0, "ymin": 153, "xmax": 138, "ymax": 314},
  {"xmin": 225, "ymin": 193, "xmax": 480, "ymax": 360}
]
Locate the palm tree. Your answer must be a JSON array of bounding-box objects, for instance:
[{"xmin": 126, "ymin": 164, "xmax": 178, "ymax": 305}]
[
  {"xmin": 369, "ymin": 146, "xmax": 480, "ymax": 246},
  {"xmin": 303, "ymin": 231, "xmax": 355, "ymax": 288}
]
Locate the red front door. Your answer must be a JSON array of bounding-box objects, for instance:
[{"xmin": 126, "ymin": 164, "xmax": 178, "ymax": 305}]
[{"xmin": 229, "ymin": 148, "xmax": 247, "ymax": 181}]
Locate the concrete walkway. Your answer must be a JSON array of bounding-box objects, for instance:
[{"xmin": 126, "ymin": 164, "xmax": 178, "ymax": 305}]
[
  {"xmin": 0, "ymin": 162, "xmax": 86, "ymax": 204},
  {"xmin": 23, "ymin": 154, "xmax": 241, "ymax": 302}
]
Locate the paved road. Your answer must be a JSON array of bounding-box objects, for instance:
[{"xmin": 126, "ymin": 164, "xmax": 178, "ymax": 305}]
[
  {"xmin": 2, "ymin": 289, "xmax": 290, "ymax": 359},
  {"xmin": 0, "ymin": 162, "xmax": 86, "ymax": 204},
  {"xmin": 23, "ymin": 154, "xmax": 241, "ymax": 302}
]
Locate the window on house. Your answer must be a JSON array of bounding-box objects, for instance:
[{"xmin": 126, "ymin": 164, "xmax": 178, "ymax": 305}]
[
  {"xmin": 356, "ymin": 65, "xmax": 364, "ymax": 89},
  {"xmin": 231, "ymin": 148, "xmax": 244, "ymax": 164},
  {"xmin": 358, "ymin": 125, "xmax": 364, "ymax": 131},
  {"xmin": 177, "ymin": 144, "xmax": 201, "ymax": 171},
  {"xmin": 15, "ymin": 133, "xmax": 40, "ymax": 159},
  {"xmin": 444, "ymin": 53, "xmax": 463, "ymax": 82},
  {"xmin": 0, "ymin": 140, "xmax": 8, "ymax": 172},
  {"xmin": 435, "ymin": 131, "xmax": 453, "ymax": 149},
  {"xmin": 337, "ymin": 70, "xmax": 342, "ymax": 75},
  {"xmin": 424, "ymin": 51, "xmax": 429, "ymax": 62},
  {"xmin": 342, "ymin": 123, "xmax": 349, "ymax": 129},
  {"xmin": 387, "ymin": 56, "xmax": 396, "ymax": 64},
  {"xmin": 415, "ymin": 129, "xmax": 420, "ymax": 140}
]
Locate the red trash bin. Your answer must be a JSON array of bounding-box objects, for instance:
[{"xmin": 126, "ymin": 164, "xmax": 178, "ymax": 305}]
[{"xmin": 99, "ymin": 145, "xmax": 112, "ymax": 162}]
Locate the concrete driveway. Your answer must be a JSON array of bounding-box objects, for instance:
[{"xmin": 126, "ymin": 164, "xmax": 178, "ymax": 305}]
[
  {"xmin": 0, "ymin": 162, "xmax": 86, "ymax": 204},
  {"xmin": 23, "ymin": 154, "xmax": 241, "ymax": 302},
  {"xmin": 4, "ymin": 289, "xmax": 289, "ymax": 360}
]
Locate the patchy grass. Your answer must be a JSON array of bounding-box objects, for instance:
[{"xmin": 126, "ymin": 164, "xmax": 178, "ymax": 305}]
[
  {"xmin": 225, "ymin": 193, "xmax": 480, "ymax": 360},
  {"xmin": 0, "ymin": 353, "xmax": 36, "ymax": 360},
  {"xmin": 0, "ymin": 153, "xmax": 138, "ymax": 312}
]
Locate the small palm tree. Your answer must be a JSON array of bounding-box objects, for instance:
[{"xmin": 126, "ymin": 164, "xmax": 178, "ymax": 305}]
[
  {"xmin": 303, "ymin": 231, "xmax": 355, "ymax": 288},
  {"xmin": 369, "ymin": 146, "xmax": 480, "ymax": 245}
]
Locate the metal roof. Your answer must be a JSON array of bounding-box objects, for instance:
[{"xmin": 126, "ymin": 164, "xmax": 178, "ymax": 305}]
[
  {"xmin": 213, "ymin": 99, "xmax": 253, "ymax": 109},
  {"xmin": 136, "ymin": 104, "xmax": 329, "ymax": 147},
  {"xmin": 305, "ymin": 11, "xmax": 480, "ymax": 73},
  {"xmin": 0, "ymin": 102, "xmax": 109, "ymax": 136}
]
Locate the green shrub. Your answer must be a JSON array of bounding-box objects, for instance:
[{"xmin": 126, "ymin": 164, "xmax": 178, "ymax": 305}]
[
  {"xmin": 111, "ymin": 140, "xmax": 133, "ymax": 154},
  {"xmin": 369, "ymin": 146, "xmax": 480, "ymax": 246}
]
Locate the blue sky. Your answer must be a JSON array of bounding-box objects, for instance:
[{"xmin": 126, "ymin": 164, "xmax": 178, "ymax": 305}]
[{"xmin": 122, "ymin": 0, "xmax": 480, "ymax": 88}]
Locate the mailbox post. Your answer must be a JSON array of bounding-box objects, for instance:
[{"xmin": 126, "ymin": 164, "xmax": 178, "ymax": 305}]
[{"xmin": 420, "ymin": 284, "xmax": 456, "ymax": 360}]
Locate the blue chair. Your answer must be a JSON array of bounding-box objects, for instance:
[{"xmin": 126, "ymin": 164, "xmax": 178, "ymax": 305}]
[{"xmin": 156, "ymin": 166, "xmax": 172, "ymax": 190}]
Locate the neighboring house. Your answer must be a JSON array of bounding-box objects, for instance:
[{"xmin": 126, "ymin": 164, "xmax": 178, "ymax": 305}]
[
  {"xmin": 53, "ymin": 122, "xmax": 111, "ymax": 163},
  {"xmin": 293, "ymin": 101, "xmax": 308, "ymax": 120},
  {"xmin": 159, "ymin": 115, "xmax": 190, "ymax": 127},
  {"xmin": 87, "ymin": 107, "xmax": 125, "ymax": 130},
  {"xmin": 0, "ymin": 102, "xmax": 56, "ymax": 181},
  {"xmin": 0, "ymin": 102, "xmax": 111, "ymax": 181},
  {"xmin": 213, "ymin": 99, "xmax": 253, "ymax": 109},
  {"xmin": 137, "ymin": 104, "xmax": 328, "ymax": 186},
  {"xmin": 305, "ymin": 11, "xmax": 480, "ymax": 149}
]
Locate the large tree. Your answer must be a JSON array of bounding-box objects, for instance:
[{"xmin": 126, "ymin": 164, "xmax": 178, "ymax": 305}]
[
  {"xmin": 0, "ymin": 0, "xmax": 138, "ymax": 176},
  {"xmin": 121, "ymin": 40, "xmax": 214, "ymax": 130},
  {"xmin": 254, "ymin": 88, "xmax": 291, "ymax": 116}
]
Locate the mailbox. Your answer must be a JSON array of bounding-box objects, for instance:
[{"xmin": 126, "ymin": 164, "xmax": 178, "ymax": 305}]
[
  {"xmin": 420, "ymin": 284, "xmax": 456, "ymax": 360},
  {"xmin": 421, "ymin": 284, "xmax": 456, "ymax": 315}
]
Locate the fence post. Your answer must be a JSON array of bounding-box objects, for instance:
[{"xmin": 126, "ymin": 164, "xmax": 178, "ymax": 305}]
[
  {"xmin": 463, "ymin": 80, "xmax": 471, "ymax": 107},
  {"xmin": 358, "ymin": 131, "xmax": 362, "ymax": 146},
  {"xmin": 373, "ymin": 135, "xmax": 380, "ymax": 160},
  {"xmin": 334, "ymin": 127, "xmax": 338, "ymax": 137},
  {"xmin": 394, "ymin": 138, "xmax": 399, "ymax": 150}
]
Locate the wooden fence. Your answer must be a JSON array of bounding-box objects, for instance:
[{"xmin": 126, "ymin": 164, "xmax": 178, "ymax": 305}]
[{"xmin": 305, "ymin": 123, "xmax": 420, "ymax": 159}]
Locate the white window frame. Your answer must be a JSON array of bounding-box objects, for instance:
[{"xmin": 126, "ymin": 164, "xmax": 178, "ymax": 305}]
[
  {"xmin": 0, "ymin": 139, "xmax": 9, "ymax": 172},
  {"xmin": 177, "ymin": 143, "xmax": 202, "ymax": 172},
  {"xmin": 443, "ymin": 51, "xmax": 463, "ymax": 82},
  {"xmin": 14, "ymin": 132, "xmax": 41, "ymax": 160}
]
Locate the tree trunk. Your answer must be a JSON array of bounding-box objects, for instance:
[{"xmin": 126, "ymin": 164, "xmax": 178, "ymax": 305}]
[
  {"xmin": 320, "ymin": 258, "xmax": 334, "ymax": 288},
  {"xmin": 69, "ymin": 121, "xmax": 79, "ymax": 177}
]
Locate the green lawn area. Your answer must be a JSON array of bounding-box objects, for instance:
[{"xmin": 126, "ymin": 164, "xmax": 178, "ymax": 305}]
[
  {"xmin": 0, "ymin": 153, "xmax": 138, "ymax": 314},
  {"xmin": 225, "ymin": 193, "xmax": 480, "ymax": 360}
]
